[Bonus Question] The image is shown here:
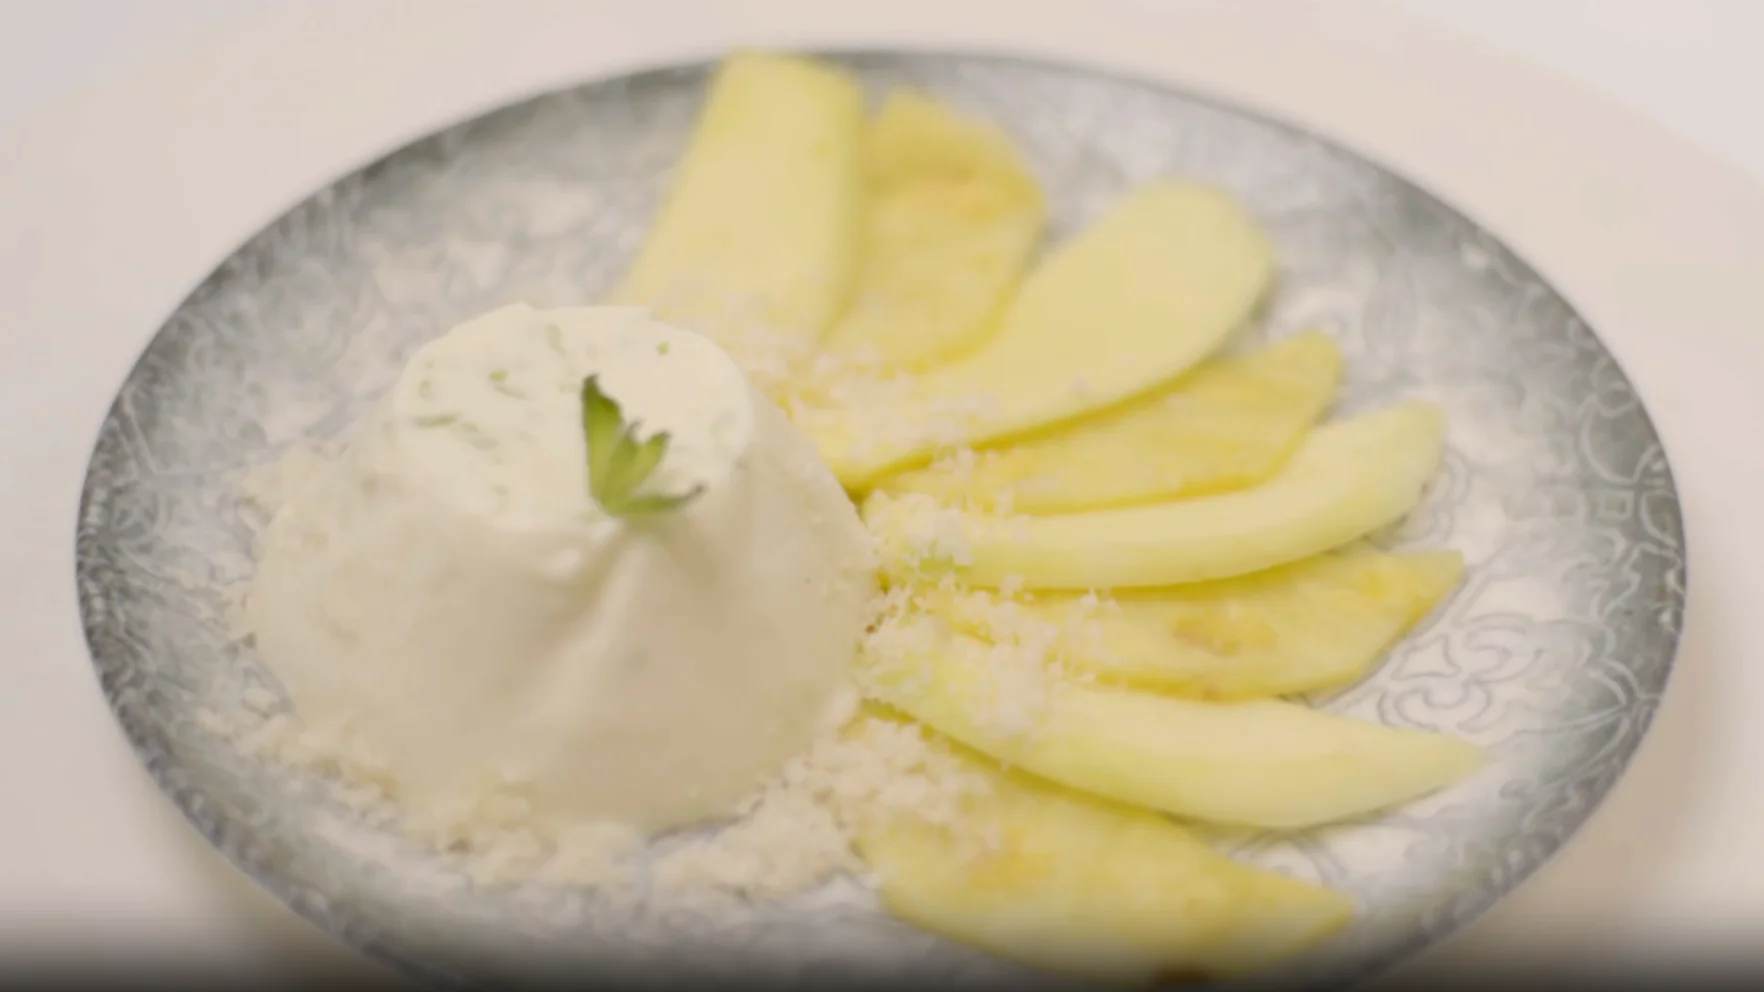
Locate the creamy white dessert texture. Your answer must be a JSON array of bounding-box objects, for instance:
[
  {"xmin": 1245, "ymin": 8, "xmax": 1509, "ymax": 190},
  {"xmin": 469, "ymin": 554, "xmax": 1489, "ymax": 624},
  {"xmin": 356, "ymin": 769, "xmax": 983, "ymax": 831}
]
[{"xmin": 248, "ymin": 303, "xmax": 876, "ymax": 838}]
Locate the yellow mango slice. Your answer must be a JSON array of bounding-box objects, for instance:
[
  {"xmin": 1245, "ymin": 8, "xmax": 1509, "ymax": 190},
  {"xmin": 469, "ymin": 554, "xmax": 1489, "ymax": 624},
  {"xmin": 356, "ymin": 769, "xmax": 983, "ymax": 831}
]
[
  {"xmin": 852, "ymin": 714, "xmax": 1354, "ymax": 986},
  {"xmin": 822, "ymin": 91, "xmax": 1046, "ymax": 368},
  {"xmin": 866, "ymin": 401, "xmax": 1446, "ymax": 590},
  {"xmin": 810, "ymin": 180, "xmax": 1276, "ymax": 488},
  {"xmin": 610, "ymin": 52, "xmax": 865, "ymax": 342},
  {"xmin": 927, "ymin": 544, "xmax": 1465, "ymax": 699},
  {"xmin": 859, "ymin": 624, "xmax": 1485, "ymax": 829},
  {"xmin": 878, "ymin": 331, "xmax": 1343, "ymax": 513}
]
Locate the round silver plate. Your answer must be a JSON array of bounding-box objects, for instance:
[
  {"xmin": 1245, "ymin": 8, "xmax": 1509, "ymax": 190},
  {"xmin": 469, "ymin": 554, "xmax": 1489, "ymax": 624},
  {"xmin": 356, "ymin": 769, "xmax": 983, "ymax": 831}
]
[{"xmin": 75, "ymin": 52, "xmax": 1685, "ymax": 990}]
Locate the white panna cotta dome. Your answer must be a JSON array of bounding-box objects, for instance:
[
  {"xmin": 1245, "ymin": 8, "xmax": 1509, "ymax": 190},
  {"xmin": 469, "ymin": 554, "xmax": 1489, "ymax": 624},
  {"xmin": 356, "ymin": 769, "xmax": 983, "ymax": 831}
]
[{"xmin": 248, "ymin": 303, "xmax": 876, "ymax": 835}]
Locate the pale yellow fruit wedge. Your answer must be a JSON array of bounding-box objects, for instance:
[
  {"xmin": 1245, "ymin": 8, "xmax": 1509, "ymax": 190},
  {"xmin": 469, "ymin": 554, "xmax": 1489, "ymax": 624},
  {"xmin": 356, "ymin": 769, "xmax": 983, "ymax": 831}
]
[
  {"xmin": 866, "ymin": 400, "xmax": 1447, "ymax": 590},
  {"xmin": 822, "ymin": 91, "xmax": 1046, "ymax": 368},
  {"xmin": 926, "ymin": 543, "xmax": 1465, "ymax": 699},
  {"xmin": 859, "ymin": 624, "xmax": 1486, "ymax": 829},
  {"xmin": 878, "ymin": 331, "xmax": 1343, "ymax": 513},
  {"xmin": 609, "ymin": 52, "xmax": 865, "ymax": 341},
  {"xmin": 812, "ymin": 180, "xmax": 1276, "ymax": 488},
  {"xmin": 850, "ymin": 714, "xmax": 1354, "ymax": 986}
]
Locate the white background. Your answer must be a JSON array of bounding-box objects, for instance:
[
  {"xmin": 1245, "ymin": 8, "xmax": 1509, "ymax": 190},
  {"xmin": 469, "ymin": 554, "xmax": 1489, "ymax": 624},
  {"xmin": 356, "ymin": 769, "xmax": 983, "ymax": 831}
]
[
  {"xmin": 9, "ymin": 0, "xmax": 1764, "ymax": 184},
  {"xmin": 3, "ymin": 0, "xmax": 1764, "ymax": 984}
]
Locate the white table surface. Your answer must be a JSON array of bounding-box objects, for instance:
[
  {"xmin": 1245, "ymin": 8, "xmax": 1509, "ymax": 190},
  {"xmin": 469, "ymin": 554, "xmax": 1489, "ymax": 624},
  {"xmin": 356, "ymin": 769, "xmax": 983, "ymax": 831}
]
[{"xmin": 3, "ymin": 0, "xmax": 1764, "ymax": 982}]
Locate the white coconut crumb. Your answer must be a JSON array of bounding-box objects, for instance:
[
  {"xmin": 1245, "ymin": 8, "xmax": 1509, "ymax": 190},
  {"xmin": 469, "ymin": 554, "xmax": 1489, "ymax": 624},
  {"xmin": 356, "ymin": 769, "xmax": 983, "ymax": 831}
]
[
  {"xmin": 220, "ymin": 579, "xmax": 257, "ymax": 646},
  {"xmin": 650, "ymin": 714, "xmax": 995, "ymax": 907},
  {"xmin": 241, "ymin": 684, "xmax": 278, "ymax": 714},
  {"xmin": 240, "ymin": 438, "xmax": 336, "ymax": 518},
  {"xmin": 227, "ymin": 666, "xmax": 992, "ymax": 902},
  {"xmin": 666, "ymin": 287, "xmax": 996, "ymax": 466},
  {"xmin": 218, "ymin": 700, "xmax": 649, "ymax": 891},
  {"xmin": 1059, "ymin": 591, "xmax": 1114, "ymax": 666},
  {"xmin": 857, "ymin": 580, "xmax": 1068, "ymax": 744},
  {"xmin": 886, "ymin": 581, "xmax": 1129, "ymax": 735},
  {"xmin": 652, "ymin": 771, "xmax": 859, "ymax": 902},
  {"xmin": 195, "ymin": 707, "xmax": 234, "ymax": 739},
  {"xmin": 406, "ymin": 782, "xmax": 645, "ymax": 892},
  {"xmin": 862, "ymin": 491, "xmax": 974, "ymax": 569},
  {"xmin": 248, "ymin": 713, "xmax": 396, "ymax": 791},
  {"xmin": 546, "ymin": 821, "xmax": 646, "ymax": 892},
  {"xmin": 967, "ymin": 630, "xmax": 1058, "ymax": 741},
  {"xmin": 1000, "ymin": 586, "xmax": 1116, "ymax": 674},
  {"xmin": 221, "ymin": 437, "xmax": 343, "ymax": 645},
  {"xmin": 928, "ymin": 446, "xmax": 979, "ymax": 484}
]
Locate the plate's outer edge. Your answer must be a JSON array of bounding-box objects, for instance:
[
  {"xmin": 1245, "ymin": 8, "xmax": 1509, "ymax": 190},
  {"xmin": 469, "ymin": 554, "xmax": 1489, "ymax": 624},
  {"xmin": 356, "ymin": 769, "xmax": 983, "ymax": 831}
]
[{"xmin": 73, "ymin": 50, "xmax": 1686, "ymax": 991}]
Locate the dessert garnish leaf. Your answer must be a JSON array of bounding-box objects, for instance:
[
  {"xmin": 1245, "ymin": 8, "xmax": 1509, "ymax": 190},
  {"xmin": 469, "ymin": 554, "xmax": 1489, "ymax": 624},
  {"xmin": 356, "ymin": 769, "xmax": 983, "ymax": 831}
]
[{"xmin": 581, "ymin": 376, "xmax": 704, "ymax": 518}]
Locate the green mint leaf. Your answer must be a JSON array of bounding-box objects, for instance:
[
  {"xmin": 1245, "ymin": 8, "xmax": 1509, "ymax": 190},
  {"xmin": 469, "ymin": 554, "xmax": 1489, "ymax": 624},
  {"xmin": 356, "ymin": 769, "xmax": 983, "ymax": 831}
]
[
  {"xmin": 614, "ymin": 430, "xmax": 671, "ymax": 496},
  {"xmin": 580, "ymin": 375, "xmax": 703, "ymax": 519},
  {"xmin": 582, "ymin": 376, "xmax": 625, "ymax": 506},
  {"xmin": 606, "ymin": 425, "xmax": 663, "ymax": 501},
  {"xmin": 610, "ymin": 486, "xmax": 706, "ymax": 517}
]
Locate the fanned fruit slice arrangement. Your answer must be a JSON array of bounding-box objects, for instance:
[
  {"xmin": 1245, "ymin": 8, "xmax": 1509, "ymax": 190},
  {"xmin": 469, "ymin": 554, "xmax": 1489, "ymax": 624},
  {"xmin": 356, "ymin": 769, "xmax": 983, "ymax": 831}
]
[{"xmin": 614, "ymin": 51, "xmax": 1484, "ymax": 986}]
